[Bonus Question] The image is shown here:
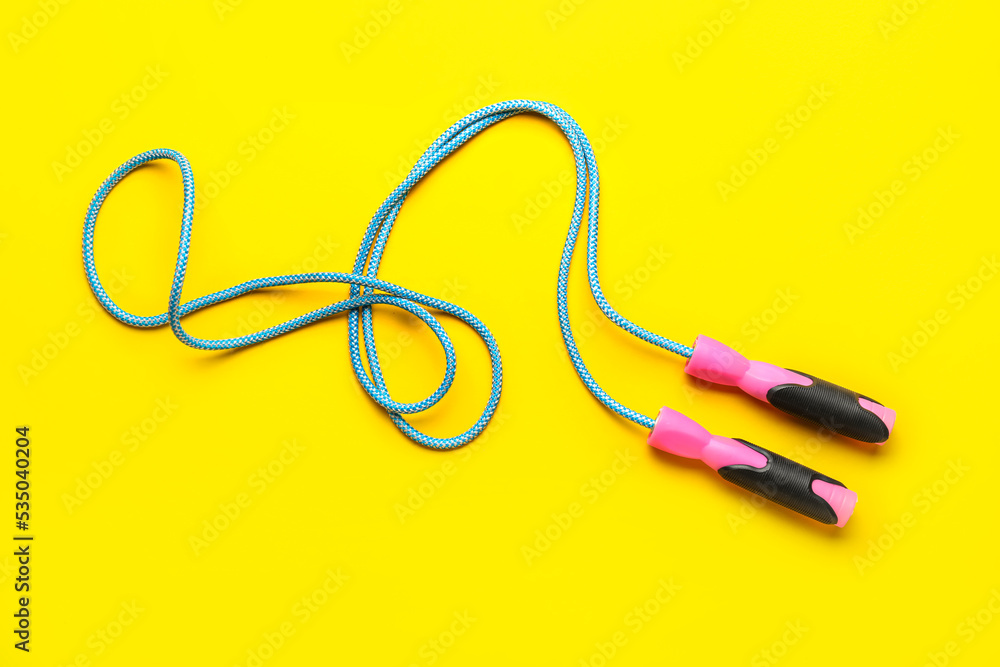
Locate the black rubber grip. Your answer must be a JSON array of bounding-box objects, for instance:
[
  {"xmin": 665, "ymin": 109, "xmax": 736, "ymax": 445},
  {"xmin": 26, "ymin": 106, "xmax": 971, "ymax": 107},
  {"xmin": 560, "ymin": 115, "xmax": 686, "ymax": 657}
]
[
  {"xmin": 717, "ymin": 439, "xmax": 845, "ymax": 524},
  {"xmin": 766, "ymin": 371, "xmax": 889, "ymax": 443}
]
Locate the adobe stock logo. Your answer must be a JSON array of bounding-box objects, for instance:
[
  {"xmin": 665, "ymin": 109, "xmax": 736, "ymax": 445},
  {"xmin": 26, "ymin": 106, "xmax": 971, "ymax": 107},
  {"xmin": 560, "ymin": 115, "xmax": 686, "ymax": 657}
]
[
  {"xmin": 888, "ymin": 255, "xmax": 997, "ymax": 372},
  {"xmin": 673, "ymin": 0, "xmax": 752, "ymax": 72},
  {"xmin": 878, "ymin": 0, "xmax": 932, "ymax": 39},
  {"xmin": 339, "ymin": 0, "xmax": 416, "ymax": 63},
  {"xmin": 751, "ymin": 620, "xmax": 808, "ymax": 667},
  {"xmin": 577, "ymin": 578, "xmax": 682, "ymax": 667},
  {"xmin": 920, "ymin": 589, "xmax": 1000, "ymax": 667},
  {"xmin": 844, "ymin": 127, "xmax": 958, "ymax": 243},
  {"xmin": 854, "ymin": 460, "xmax": 969, "ymax": 575},
  {"xmin": 7, "ymin": 0, "xmax": 72, "ymax": 53},
  {"xmin": 716, "ymin": 85, "xmax": 833, "ymax": 201},
  {"xmin": 521, "ymin": 450, "xmax": 637, "ymax": 565},
  {"xmin": 51, "ymin": 66, "xmax": 169, "ymax": 182}
]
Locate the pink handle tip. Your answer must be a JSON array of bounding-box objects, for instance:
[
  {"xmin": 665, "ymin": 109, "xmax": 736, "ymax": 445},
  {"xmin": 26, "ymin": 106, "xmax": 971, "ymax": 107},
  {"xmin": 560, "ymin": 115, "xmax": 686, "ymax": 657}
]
[
  {"xmin": 859, "ymin": 398, "xmax": 896, "ymax": 443},
  {"xmin": 810, "ymin": 479, "xmax": 858, "ymax": 527}
]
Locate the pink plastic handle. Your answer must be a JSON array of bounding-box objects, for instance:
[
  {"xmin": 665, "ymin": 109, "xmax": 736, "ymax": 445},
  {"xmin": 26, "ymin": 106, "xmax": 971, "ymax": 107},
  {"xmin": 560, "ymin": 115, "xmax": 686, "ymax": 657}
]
[
  {"xmin": 647, "ymin": 406, "xmax": 767, "ymax": 470},
  {"xmin": 683, "ymin": 335, "xmax": 895, "ymax": 444},
  {"xmin": 647, "ymin": 407, "xmax": 857, "ymax": 527},
  {"xmin": 683, "ymin": 335, "xmax": 811, "ymax": 400}
]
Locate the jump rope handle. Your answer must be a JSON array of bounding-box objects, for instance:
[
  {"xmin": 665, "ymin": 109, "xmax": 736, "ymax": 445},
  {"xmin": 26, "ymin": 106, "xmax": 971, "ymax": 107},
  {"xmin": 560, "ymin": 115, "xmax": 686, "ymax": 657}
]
[
  {"xmin": 648, "ymin": 407, "xmax": 857, "ymax": 526},
  {"xmin": 683, "ymin": 336, "xmax": 895, "ymax": 444}
]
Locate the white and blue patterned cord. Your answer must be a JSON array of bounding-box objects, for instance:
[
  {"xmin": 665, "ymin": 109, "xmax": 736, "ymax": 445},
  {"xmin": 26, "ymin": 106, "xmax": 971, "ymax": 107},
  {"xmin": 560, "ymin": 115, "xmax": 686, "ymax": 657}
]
[{"xmin": 82, "ymin": 100, "xmax": 693, "ymax": 450}]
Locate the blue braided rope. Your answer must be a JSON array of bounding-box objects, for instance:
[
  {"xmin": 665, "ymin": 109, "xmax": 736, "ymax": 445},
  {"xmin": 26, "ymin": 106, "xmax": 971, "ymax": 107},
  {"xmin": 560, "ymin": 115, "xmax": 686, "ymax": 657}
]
[{"xmin": 82, "ymin": 99, "xmax": 692, "ymax": 450}]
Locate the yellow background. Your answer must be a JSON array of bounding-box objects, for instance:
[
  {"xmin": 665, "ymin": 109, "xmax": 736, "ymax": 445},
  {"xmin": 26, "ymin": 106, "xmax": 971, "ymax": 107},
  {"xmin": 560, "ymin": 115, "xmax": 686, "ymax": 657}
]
[{"xmin": 2, "ymin": 1, "xmax": 999, "ymax": 665}]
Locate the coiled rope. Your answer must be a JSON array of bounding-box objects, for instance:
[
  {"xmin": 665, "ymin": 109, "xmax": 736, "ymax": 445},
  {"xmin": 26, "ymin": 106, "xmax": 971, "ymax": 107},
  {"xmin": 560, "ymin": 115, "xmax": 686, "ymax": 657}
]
[{"xmin": 82, "ymin": 100, "xmax": 692, "ymax": 449}]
